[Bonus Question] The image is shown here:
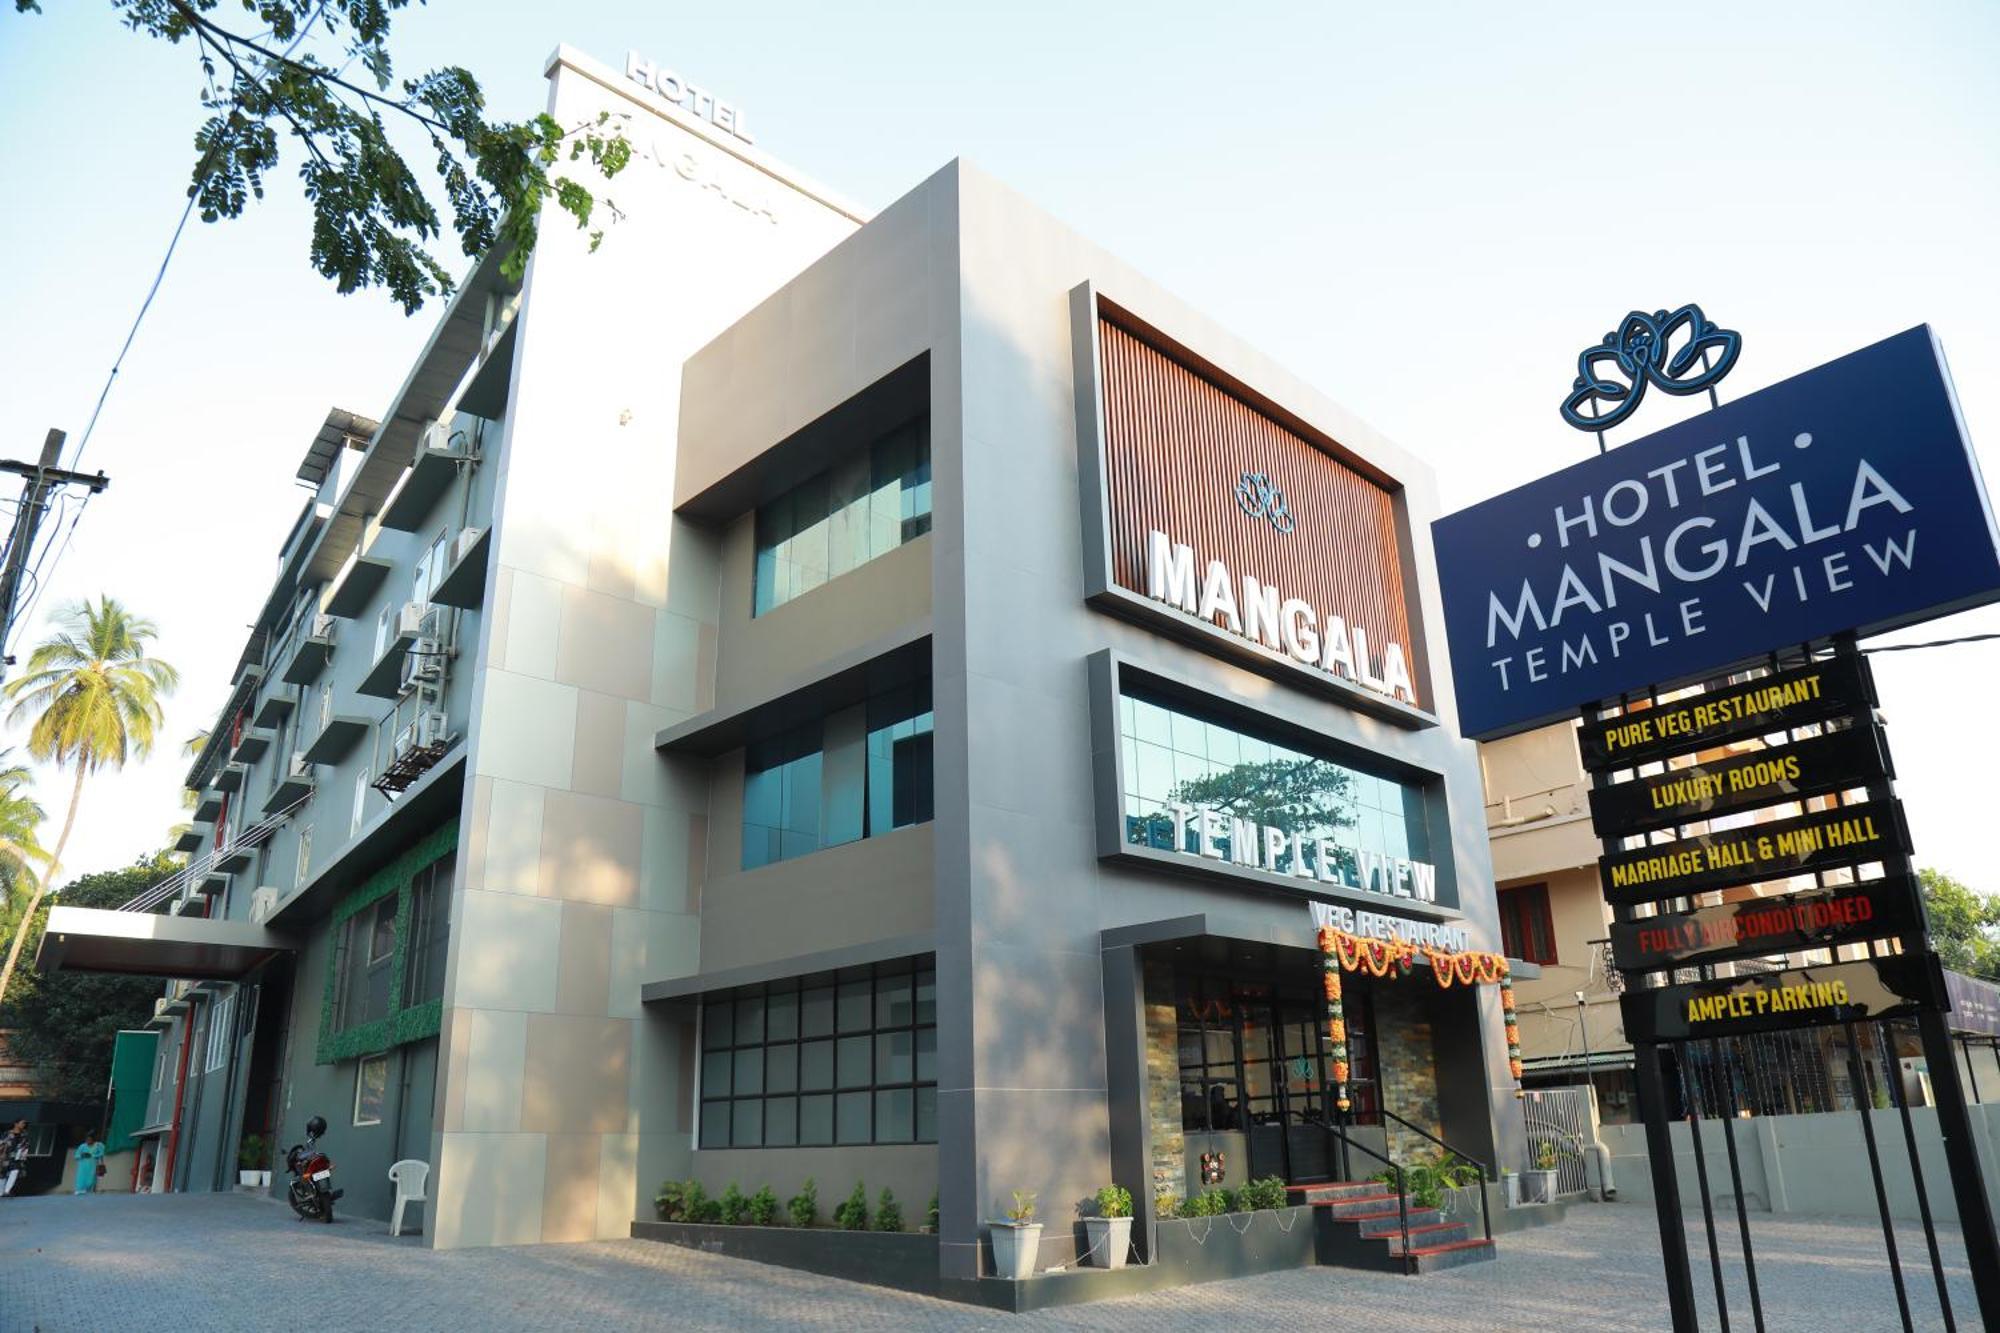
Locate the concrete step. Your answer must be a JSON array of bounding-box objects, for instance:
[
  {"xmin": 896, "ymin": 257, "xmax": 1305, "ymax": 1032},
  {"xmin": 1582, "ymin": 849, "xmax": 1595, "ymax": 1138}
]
[
  {"xmin": 1321, "ymin": 1192, "xmax": 1408, "ymax": 1219},
  {"xmin": 1350, "ymin": 1206, "xmax": 1445, "ymax": 1235},
  {"xmin": 1385, "ymin": 1220, "xmax": 1473, "ymax": 1253},
  {"xmin": 1404, "ymin": 1238, "xmax": 1498, "ymax": 1274}
]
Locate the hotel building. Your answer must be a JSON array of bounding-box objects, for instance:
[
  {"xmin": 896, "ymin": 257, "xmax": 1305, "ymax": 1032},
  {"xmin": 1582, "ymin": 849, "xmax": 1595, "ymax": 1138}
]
[{"xmin": 36, "ymin": 45, "xmax": 1525, "ymax": 1284}]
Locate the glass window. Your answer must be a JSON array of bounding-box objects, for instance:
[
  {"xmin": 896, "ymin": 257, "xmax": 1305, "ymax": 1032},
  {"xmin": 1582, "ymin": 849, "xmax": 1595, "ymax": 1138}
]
[
  {"xmin": 1118, "ymin": 683, "xmax": 1434, "ymax": 894},
  {"xmin": 696, "ymin": 957, "xmax": 938, "ymax": 1150},
  {"xmin": 743, "ymin": 673, "xmax": 934, "ymax": 871},
  {"xmin": 753, "ymin": 416, "xmax": 932, "ymax": 617},
  {"xmin": 402, "ymin": 852, "xmax": 453, "ymax": 1007},
  {"xmin": 866, "ymin": 681, "xmax": 934, "ymax": 837},
  {"xmin": 742, "ymin": 724, "xmax": 824, "ymax": 871}
]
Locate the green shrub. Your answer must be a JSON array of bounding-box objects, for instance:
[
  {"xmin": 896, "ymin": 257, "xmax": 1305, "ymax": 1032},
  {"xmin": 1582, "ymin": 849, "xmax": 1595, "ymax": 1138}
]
[
  {"xmin": 653, "ymin": 1178, "xmax": 690, "ymax": 1221},
  {"xmin": 747, "ymin": 1185, "xmax": 779, "ymax": 1227},
  {"xmin": 1155, "ymin": 1192, "xmax": 1181, "ymax": 1220},
  {"xmin": 684, "ymin": 1180, "xmax": 721, "ymax": 1223},
  {"xmin": 717, "ymin": 1182, "xmax": 749, "ymax": 1225},
  {"xmin": 927, "ymin": 1192, "xmax": 939, "ymax": 1232},
  {"xmin": 1187, "ymin": 1187, "xmax": 1231, "ymax": 1217},
  {"xmin": 238, "ymin": 1134, "xmax": 267, "ymax": 1172},
  {"xmin": 1093, "ymin": 1184, "xmax": 1133, "ymax": 1219},
  {"xmin": 787, "ymin": 1177, "xmax": 818, "ymax": 1228},
  {"xmin": 1241, "ymin": 1176, "xmax": 1288, "ymax": 1210},
  {"xmin": 875, "ymin": 1188, "xmax": 903, "ymax": 1232},
  {"xmin": 834, "ymin": 1181, "xmax": 870, "ymax": 1230}
]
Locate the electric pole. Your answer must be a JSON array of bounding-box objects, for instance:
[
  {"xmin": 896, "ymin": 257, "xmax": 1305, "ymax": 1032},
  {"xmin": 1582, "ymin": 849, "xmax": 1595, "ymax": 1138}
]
[{"xmin": 0, "ymin": 428, "xmax": 110, "ymax": 680}]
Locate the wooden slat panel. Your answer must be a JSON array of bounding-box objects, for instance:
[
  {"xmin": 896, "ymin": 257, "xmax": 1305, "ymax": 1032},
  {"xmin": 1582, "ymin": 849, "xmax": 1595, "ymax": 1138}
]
[{"xmin": 1098, "ymin": 318, "xmax": 1417, "ymax": 704}]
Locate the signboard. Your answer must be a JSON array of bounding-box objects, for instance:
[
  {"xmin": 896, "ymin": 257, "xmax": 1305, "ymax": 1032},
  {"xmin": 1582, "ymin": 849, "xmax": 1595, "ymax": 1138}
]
[
  {"xmin": 1434, "ymin": 327, "xmax": 2000, "ymax": 739},
  {"xmin": 1608, "ymin": 875, "xmax": 1920, "ymax": 973},
  {"xmin": 1587, "ymin": 724, "xmax": 1890, "ymax": 835},
  {"xmin": 1600, "ymin": 798, "xmax": 1909, "ymax": 906},
  {"xmin": 1088, "ymin": 309, "xmax": 1421, "ymax": 711},
  {"xmin": 1621, "ymin": 954, "xmax": 1945, "ymax": 1043},
  {"xmin": 1576, "ymin": 654, "xmax": 1871, "ymax": 771}
]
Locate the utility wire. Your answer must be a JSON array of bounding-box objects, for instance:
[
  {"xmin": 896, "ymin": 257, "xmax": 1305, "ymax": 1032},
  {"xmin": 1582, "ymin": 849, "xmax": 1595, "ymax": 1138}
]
[
  {"xmin": 15, "ymin": 11, "xmax": 334, "ymax": 639},
  {"xmin": 1862, "ymin": 633, "xmax": 2000, "ymax": 655}
]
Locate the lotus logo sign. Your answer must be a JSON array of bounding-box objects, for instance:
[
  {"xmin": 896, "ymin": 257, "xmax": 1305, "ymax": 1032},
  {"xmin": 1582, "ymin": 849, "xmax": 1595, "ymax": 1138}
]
[{"xmin": 1234, "ymin": 471, "xmax": 1294, "ymax": 534}]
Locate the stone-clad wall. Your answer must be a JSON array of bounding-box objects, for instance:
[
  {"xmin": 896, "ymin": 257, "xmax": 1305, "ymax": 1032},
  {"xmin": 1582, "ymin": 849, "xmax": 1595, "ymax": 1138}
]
[
  {"xmin": 1141, "ymin": 962, "xmax": 1184, "ymax": 1208},
  {"xmin": 1374, "ymin": 981, "xmax": 1441, "ymax": 1162}
]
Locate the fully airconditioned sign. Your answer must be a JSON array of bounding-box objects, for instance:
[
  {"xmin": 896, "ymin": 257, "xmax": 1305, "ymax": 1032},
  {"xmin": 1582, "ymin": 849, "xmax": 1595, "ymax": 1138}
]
[{"xmin": 1433, "ymin": 327, "xmax": 2000, "ymax": 738}]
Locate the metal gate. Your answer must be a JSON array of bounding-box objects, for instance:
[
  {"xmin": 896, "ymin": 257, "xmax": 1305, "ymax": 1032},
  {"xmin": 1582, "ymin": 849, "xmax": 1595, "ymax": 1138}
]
[{"xmin": 1521, "ymin": 1085, "xmax": 1594, "ymax": 1196}]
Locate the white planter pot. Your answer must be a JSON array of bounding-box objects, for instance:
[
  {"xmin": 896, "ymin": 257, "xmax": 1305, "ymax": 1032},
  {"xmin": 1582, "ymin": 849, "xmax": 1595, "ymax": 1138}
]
[
  {"xmin": 989, "ymin": 1221, "xmax": 1043, "ymax": 1280},
  {"xmin": 259, "ymin": 1171, "xmax": 272, "ymax": 1188},
  {"xmin": 238, "ymin": 1170, "xmax": 259, "ymax": 1187},
  {"xmin": 1526, "ymin": 1169, "xmax": 1559, "ymax": 1203},
  {"xmin": 1502, "ymin": 1174, "xmax": 1522, "ymax": 1208},
  {"xmin": 1083, "ymin": 1215, "xmax": 1132, "ymax": 1269}
]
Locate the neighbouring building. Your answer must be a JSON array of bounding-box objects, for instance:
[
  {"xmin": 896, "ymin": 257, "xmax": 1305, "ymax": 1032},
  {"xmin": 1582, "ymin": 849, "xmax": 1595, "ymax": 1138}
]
[
  {"xmin": 1480, "ymin": 719, "xmax": 2000, "ymax": 1132},
  {"xmin": 35, "ymin": 44, "xmax": 1525, "ymax": 1285}
]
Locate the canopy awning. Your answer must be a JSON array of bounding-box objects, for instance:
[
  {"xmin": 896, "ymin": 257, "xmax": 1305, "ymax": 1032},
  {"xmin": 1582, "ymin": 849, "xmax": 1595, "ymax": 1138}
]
[{"xmin": 34, "ymin": 905, "xmax": 296, "ymax": 981}]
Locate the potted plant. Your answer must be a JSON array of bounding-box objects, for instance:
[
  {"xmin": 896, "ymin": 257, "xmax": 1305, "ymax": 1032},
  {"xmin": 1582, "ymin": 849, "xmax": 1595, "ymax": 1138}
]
[
  {"xmin": 1501, "ymin": 1167, "xmax": 1521, "ymax": 1208},
  {"xmin": 989, "ymin": 1189, "xmax": 1041, "ymax": 1280},
  {"xmin": 1527, "ymin": 1140, "xmax": 1562, "ymax": 1203},
  {"xmin": 1084, "ymin": 1185, "xmax": 1133, "ymax": 1269},
  {"xmin": 238, "ymin": 1134, "xmax": 267, "ymax": 1188}
]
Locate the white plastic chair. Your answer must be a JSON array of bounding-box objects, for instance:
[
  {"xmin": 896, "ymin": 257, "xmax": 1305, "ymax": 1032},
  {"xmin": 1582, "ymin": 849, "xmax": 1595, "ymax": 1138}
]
[{"xmin": 388, "ymin": 1159, "xmax": 429, "ymax": 1237}]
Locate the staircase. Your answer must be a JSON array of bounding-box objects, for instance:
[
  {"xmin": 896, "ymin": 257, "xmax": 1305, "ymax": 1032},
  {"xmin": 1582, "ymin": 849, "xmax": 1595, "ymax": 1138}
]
[{"xmin": 1289, "ymin": 1181, "xmax": 1497, "ymax": 1274}]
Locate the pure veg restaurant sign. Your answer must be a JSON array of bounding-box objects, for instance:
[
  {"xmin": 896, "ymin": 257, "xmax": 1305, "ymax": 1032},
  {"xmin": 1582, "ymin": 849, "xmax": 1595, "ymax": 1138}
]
[{"xmin": 1433, "ymin": 327, "xmax": 2000, "ymax": 739}]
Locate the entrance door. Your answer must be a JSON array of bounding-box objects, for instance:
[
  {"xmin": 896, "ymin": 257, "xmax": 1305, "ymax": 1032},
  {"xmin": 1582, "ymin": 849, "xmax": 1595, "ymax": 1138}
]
[{"xmin": 1241, "ymin": 996, "xmax": 1336, "ymax": 1184}]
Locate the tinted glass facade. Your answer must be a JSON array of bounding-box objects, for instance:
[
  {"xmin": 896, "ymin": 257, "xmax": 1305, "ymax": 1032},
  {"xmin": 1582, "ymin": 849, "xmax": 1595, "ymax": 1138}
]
[
  {"xmin": 753, "ymin": 417, "xmax": 932, "ymax": 616},
  {"xmin": 743, "ymin": 677, "xmax": 934, "ymax": 869},
  {"xmin": 1118, "ymin": 685, "xmax": 1432, "ymax": 878},
  {"xmin": 699, "ymin": 958, "xmax": 938, "ymax": 1149}
]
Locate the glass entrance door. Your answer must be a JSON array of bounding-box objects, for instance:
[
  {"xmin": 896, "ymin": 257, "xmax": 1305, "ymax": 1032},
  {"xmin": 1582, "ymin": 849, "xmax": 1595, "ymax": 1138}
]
[{"xmin": 1242, "ymin": 995, "xmax": 1336, "ymax": 1184}]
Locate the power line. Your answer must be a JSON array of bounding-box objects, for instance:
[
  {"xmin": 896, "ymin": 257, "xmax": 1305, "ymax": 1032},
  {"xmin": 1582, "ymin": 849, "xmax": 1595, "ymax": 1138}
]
[{"xmin": 1862, "ymin": 633, "xmax": 2000, "ymax": 655}]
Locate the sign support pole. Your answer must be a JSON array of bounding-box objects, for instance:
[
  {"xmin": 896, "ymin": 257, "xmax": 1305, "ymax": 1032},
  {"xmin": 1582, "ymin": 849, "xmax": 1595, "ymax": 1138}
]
[{"xmin": 1589, "ymin": 720, "xmax": 1699, "ymax": 1333}]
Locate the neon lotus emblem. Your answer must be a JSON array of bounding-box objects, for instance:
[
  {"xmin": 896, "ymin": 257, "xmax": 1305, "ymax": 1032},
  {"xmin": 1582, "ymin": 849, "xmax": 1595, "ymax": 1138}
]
[
  {"xmin": 1234, "ymin": 471, "xmax": 1295, "ymax": 534},
  {"xmin": 1560, "ymin": 305, "xmax": 1742, "ymax": 433}
]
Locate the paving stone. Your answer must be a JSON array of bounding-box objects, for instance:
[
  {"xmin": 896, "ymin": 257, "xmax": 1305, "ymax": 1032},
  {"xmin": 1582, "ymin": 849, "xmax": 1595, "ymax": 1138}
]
[{"xmin": 0, "ymin": 1190, "xmax": 1979, "ymax": 1331}]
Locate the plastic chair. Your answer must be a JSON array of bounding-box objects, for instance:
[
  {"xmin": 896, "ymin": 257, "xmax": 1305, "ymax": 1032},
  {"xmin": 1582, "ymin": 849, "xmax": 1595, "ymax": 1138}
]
[{"xmin": 388, "ymin": 1159, "xmax": 429, "ymax": 1237}]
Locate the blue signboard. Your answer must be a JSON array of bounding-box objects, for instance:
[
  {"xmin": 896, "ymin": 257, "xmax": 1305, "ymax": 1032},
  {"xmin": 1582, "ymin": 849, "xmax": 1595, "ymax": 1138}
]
[{"xmin": 1433, "ymin": 326, "xmax": 2000, "ymax": 739}]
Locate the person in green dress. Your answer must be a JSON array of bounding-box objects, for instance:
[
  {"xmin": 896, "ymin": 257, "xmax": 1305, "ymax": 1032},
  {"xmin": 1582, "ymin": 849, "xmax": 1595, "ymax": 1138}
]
[{"xmin": 72, "ymin": 1137, "xmax": 105, "ymax": 1194}]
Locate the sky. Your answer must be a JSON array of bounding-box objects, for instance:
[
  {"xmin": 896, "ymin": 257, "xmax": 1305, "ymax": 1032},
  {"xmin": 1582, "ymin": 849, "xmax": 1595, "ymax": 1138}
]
[{"xmin": 2, "ymin": 2, "xmax": 1998, "ymax": 891}]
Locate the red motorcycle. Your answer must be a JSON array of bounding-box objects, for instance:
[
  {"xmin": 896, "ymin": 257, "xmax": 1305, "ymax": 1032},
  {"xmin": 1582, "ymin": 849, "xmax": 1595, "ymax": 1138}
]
[{"xmin": 283, "ymin": 1115, "xmax": 343, "ymax": 1223}]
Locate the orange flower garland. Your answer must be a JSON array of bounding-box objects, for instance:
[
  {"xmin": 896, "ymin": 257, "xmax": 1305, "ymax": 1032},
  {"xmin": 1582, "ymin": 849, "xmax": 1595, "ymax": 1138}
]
[{"xmin": 1319, "ymin": 926, "xmax": 1523, "ymax": 1104}]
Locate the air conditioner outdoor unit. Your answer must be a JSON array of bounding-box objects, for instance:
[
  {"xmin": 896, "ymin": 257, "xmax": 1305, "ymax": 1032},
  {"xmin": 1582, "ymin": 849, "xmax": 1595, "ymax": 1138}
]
[
  {"xmin": 288, "ymin": 752, "xmax": 312, "ymax": 780},
  {"xmin": 395, "ymin": 601, "xmax": 428, "ymax": 637},
  {"xmin": 153, "ymin": 997, "xmax": 169, "ymax": 1018},
  {"xmin": 421, "ymin": 418, "xmax": 451, "ymax": 455},
  {"xmin": 417, "ymin": 711, "xmax": 449, "ymax": 749},
  {"xmin": 392, "ymin": 720, "xmax": 419, "ymax": 761},
  {"xmin": 399, "ymin": 647, "xmax": 444, "ymax": 696},
  {"xmin": 248, "ymin": 887, "xmax": 280, "ymax": 925},
  {"xmin": 451, "ymin": 526, "xmax": 484, "ymax": 565},
  {"xmin": 310, "ymin": 613, "xmax": 335, "ymax": 640}
]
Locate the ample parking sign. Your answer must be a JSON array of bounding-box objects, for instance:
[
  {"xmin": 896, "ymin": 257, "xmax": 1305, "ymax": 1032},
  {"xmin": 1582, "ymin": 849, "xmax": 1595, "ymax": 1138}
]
[{"xmin": 1433, "ymin": 327, "xmax": 2000, "ymax": 738}]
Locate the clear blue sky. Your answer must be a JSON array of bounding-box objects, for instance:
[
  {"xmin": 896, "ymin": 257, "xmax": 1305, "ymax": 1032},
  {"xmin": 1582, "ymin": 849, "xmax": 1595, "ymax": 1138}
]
[{"xmin": 3, "ymin": 2, "xmax": 1998, "ymax": 890}]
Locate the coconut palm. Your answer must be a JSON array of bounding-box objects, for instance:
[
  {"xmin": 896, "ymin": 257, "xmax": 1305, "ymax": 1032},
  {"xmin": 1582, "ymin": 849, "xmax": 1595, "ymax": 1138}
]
[
  {"xmin": 0, "ymin": 751, "xmax": 47, "ymax": 899},
  {"xmin": 0, "ymin": 596, "xmax": 178, "ymax": 1005},
  {"xmin": 166, "ymin": 729, "xmax": 212, "ymax": 854}
]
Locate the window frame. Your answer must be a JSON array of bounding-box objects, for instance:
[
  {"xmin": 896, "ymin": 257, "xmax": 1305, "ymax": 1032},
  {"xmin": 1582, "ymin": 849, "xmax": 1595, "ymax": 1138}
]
[
  {"xmin": 751, "ymin": 415, "xmax": 932, "ymax": 618},
  {"xmin": 1497, "ymin": 882, "xmax": 1558, "ymax": 966},
  {"xmin": 697, "ymin": 958, "xmax": 937, "ymax": 1151}
]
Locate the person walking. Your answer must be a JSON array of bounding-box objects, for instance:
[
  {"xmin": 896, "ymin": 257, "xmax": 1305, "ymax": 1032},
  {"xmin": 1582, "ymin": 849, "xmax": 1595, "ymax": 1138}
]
[{"xmin": 71, "ymin": 1136, "xmax": 104, "ymax": 1195}]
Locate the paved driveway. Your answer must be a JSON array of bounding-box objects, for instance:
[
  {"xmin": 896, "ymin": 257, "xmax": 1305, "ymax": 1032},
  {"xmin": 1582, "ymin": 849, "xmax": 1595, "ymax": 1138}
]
[{"xmin": 0, "ymin": 1191, "xmax": 1976, "ymax": 1331}]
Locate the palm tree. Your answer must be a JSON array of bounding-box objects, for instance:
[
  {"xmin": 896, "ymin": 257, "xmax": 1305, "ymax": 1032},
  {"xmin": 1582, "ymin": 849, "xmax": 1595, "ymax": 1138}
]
[
  {"xmin": 0, "ymin": 751, "xmax": 47, "ymax": 900},
  {"xmin": 166, "ymin": 729, "xmax": 211, "ymax": 855},
  {"xmin": 0, "ymin": 597, "xmax": 178, "ymax": 1005}
]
